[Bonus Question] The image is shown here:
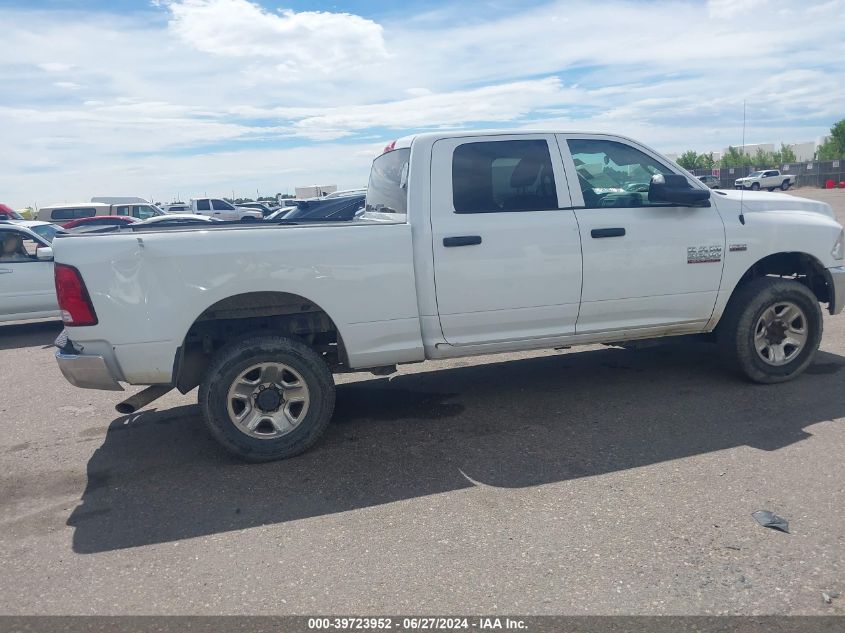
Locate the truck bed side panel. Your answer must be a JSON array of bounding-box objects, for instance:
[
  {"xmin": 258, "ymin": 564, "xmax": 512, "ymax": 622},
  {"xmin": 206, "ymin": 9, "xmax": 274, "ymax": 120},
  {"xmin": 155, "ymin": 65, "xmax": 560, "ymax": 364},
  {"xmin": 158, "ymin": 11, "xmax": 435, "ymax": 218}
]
[{"xmin": 52, "ymin": 223, "xmax": 424, "ymax": 382}]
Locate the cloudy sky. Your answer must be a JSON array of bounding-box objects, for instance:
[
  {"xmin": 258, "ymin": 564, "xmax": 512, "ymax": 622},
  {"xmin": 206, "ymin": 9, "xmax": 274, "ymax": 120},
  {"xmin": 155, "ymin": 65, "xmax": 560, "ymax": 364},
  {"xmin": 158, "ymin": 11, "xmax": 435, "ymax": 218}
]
[{"xmin": 1, "ymin": 0, "xmax": 843, "ymax": 208}]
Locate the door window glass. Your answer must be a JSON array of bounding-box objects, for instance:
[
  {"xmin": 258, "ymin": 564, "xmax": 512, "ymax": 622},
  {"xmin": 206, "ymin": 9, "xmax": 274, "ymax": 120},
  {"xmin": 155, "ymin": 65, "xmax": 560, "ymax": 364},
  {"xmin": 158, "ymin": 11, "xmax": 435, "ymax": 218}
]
[
  {"xmin": 196, "ymin": 199, "xmax": 211, "ymax": 211},
  {"xmin": 567, "ymin": 139, "xmax": 674, "ymax": 209},
  {"xmin": 211, "ymin": 199, "xmax": 234, "ymax": 211},
  {"xmin": 452, "ymin": 140, "xmax": 557, "ymax": 213}
]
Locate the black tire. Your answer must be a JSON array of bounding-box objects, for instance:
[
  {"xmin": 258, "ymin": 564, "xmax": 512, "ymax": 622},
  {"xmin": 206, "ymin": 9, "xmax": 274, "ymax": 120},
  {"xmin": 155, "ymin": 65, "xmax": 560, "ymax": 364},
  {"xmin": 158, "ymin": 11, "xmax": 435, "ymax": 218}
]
[
  {"xmin": 199, "ymin": 335, "xmax": 335, "ymax": 461},
  {"xmin": 751, "ymin": 182, "xmax": 760, "ymax": 191},
  {"xmin": 718, "ymin": 277, "xmax": 822, "ymax": 384},
  {"xmin": 781, "ymin": 181, "xmax": 790, "ymax": 191}
]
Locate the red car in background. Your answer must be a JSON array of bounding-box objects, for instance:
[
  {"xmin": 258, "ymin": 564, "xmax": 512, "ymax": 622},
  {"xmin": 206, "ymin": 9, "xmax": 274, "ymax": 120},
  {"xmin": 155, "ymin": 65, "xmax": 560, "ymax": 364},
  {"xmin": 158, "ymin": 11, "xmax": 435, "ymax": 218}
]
[
  {"xmin": 62, "ymin": 215, "xmax": 139, "ymax": 230},
  {"xmin": 0, "ymin": 203, "xmax": 23, "ymax": 220}
]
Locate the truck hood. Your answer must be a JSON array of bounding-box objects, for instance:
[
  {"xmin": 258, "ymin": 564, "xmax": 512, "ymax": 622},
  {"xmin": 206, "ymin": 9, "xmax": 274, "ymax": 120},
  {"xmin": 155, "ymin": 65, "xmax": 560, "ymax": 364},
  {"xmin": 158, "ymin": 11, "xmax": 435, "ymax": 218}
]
[{"xmin": 715, "ymin": 190, "xmax": 835, "ymax": 219}]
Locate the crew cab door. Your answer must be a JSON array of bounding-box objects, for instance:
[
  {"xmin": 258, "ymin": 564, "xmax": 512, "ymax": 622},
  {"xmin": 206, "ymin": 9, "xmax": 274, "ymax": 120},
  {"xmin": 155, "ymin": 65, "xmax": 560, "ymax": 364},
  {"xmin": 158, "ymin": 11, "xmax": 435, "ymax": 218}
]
[
  {"xmin": 430, "ymin": 134, "xmax": 582, "ymax": 345},
  {"xmin": 557, "ymin": 135, "xmax": 725, "ymax": 333}
]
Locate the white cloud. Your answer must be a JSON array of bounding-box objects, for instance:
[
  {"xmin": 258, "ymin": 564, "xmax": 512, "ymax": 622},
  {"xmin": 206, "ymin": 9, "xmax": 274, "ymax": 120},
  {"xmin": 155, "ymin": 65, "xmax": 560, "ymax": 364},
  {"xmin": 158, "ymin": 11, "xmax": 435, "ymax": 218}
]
[
  {"xmin": 163, "ymin": 0, "xmax": 388, "ymax": 78},
  {"xmin": 38, "ymin": 62, "xmax": 74, "ymax": 73},
  {"xmin": 707, "ymin": 0, "xmax": 769, "ymax": 18}
]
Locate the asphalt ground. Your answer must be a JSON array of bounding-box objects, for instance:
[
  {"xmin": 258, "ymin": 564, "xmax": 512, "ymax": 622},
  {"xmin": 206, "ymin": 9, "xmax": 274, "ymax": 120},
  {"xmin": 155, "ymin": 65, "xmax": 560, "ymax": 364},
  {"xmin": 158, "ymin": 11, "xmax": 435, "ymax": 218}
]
[{"xmin": 1, "ymin": 188, "xmax": 844, "ymax": 615}]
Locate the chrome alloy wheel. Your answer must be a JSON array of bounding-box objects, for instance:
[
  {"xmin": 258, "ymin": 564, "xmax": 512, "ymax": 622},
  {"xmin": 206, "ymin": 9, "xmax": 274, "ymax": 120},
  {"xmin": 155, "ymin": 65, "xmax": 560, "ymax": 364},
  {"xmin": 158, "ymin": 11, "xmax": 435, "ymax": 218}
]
[
  {"xmin": 226, "ymin": 362, "xmax": 310, "ymax": 439},
  {"xmin": 754, "ymin": 301, "xmax": 808, "ymax": 367}
]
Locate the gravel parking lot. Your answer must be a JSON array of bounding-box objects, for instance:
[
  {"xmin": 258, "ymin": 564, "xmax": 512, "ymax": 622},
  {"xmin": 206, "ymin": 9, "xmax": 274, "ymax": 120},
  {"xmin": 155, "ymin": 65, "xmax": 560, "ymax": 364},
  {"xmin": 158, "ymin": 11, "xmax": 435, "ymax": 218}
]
[{"xmin": 1, "ymin": 189, "xmax": 844, "ymax": 615}]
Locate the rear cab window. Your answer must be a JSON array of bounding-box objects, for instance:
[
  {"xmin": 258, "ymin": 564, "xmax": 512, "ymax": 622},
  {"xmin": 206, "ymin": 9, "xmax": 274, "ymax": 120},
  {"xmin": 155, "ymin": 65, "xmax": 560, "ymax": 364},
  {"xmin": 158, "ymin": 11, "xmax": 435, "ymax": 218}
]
[{"xmin": 364, "ymin": 148, "xmax": 410, "ymax": 217}]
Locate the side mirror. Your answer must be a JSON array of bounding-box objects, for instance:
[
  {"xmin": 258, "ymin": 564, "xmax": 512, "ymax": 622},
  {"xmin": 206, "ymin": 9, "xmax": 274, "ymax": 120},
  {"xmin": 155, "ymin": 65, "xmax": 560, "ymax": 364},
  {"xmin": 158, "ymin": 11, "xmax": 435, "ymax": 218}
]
[
  {"xmin": 648, "ymin": 174, "xmax": 711, "ymax": 206},
  {"xmin": 36, "ymin": 246, "xmax": 54, "ymax": 261}
]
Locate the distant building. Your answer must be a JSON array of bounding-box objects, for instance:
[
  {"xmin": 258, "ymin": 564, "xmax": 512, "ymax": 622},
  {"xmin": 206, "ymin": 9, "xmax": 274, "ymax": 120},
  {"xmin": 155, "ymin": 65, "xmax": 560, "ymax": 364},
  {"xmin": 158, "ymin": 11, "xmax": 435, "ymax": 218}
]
[
  {"xmin": 786, "ymin": 142, "xmax": 816, "ymax": 162},
  {"xmin": 295, "ymin": 184, "xmax": 338, "ymax": 199},
  {"xmin": 723, "ymin": 143, "xmax": 775, "ymax": 157}
]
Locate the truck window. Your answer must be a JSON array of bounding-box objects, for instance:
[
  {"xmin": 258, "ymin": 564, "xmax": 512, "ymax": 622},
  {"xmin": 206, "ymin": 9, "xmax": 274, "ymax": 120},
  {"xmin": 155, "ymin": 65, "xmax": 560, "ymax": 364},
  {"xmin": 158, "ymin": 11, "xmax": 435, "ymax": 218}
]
[
  {"xmin": 212, "ymin": 199, "xmax": 234, "ymax": 211},
  {"xmin": 452, "ymin": 140, "xmax": 557, "ymax": 213},
  {"xmin": 567, "ymin": 139, "xmax": 673, "ymax": 209},
  {"xmin": 365, "ymin": 148, "xmax": 410, "ymax": 214},
  {"xmin": 196, "ymin": 199, "xmax": 211, "ymax": 212},
  {"xmin": 133, "ymin": 205, "xmax": 157, "ymax": 219}
]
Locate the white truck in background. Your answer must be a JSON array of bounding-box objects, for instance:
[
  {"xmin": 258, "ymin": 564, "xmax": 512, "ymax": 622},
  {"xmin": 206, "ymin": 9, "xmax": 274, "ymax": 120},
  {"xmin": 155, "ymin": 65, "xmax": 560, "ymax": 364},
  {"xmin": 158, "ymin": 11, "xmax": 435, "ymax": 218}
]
[
  {"xmin": 190, "ymin": 198, "xmax": 263, "ymax": 221},
  {"xmin": 51, "ymin": 130, "xmax": 845, "ymax": 462},
  {"xmin": 734, "ymin": 170, "xmax": 796, "ymax": 191}
]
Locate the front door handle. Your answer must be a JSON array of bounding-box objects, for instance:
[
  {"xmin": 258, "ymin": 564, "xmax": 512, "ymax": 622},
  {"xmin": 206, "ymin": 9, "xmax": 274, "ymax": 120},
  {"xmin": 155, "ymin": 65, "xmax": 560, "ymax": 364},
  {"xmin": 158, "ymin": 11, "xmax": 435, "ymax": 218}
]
[
  {"xmin": 0, "ymin": 269, "xmax": 12, "ymax": 274},
  {"xmin": 591, "ymin": 228, "xmax": 626, "ymax": 238},
  {"xmin": 443, "ymin": 235, "xmax": 482, "ymax": 247}
]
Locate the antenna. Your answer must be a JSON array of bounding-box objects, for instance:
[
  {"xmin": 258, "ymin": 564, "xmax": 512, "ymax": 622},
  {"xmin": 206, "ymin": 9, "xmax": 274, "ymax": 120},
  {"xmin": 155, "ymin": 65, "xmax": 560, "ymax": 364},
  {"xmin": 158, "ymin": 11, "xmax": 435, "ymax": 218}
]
[{"xmin": 739, "ymin": 100, "xmax": 746, "ymax": 225}]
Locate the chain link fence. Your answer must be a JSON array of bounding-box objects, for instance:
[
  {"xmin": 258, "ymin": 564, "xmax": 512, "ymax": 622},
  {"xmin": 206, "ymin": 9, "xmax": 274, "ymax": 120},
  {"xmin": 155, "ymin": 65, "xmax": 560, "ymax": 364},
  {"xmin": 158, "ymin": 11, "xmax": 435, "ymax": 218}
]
[{"xmin": 691, "ymin": 160, "xmax": 845, "ymax": 189}]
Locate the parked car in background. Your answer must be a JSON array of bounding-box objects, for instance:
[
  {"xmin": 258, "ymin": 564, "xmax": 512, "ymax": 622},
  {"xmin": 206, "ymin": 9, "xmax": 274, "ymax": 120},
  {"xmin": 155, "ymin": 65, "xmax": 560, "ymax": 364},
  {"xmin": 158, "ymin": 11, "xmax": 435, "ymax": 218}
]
[
  {"xmin": 191, "ymin": 198, "xmax": 263, "ymax": 221},
  {"xmin": 63, "ymin": 216, "xmax": 139, "ymax": 231},
  {"xmin": 321, "ymin": 188, "xmax": 367, "ymax": 199},
  {"xmin": 37, "ymin": 202, "xmax": 161, "ymax": 225},
  {"xmin": 110, "ymin": 203, "xmax": 162, "ymax": 220},
  {"xmin": 0, "ymin": 204, "xmax": 23, "ymax": 220},
  {"xmin": 265, "ymin": 207, "xmax": 294, "ymax": 220},
  {"xmin": 0, "ymin": 221, "xmax": 62, "ymax": 322},
  {"xmin": 236, "ymin": 202, "xmax": 275, "ymax": 216},
  {"xmin": 135, "ymin": 214, "xmax": 221, "ymax": 226},
  {"xmin": 10, "ymin": 220, "xmax": 66, "ymax": 243},
  {"xmin": 698, "ymin": 175, "xmax": 720, "ymax": 189},
  {"xmin": 161, "ymin": 203, "xmax": 191, "ymax": 214},
  {"xmin": 735, "ymin": 170, "xmax": 796, "ymax": 191},
  {"xmin": 281, "ymin": 195, "xmax": 365, "ymax": 222}
]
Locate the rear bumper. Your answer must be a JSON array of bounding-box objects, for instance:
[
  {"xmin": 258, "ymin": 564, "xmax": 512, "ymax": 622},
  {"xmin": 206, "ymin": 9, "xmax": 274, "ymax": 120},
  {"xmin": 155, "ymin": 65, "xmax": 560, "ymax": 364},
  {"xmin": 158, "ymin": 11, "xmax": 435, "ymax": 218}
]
[
  {"xmin": 828, "ymin": 266, "xmax": 845, "ymax": 315},
  {"xmin": 56, "ymin": 349, "xmax": 124, "ymax": 391}
]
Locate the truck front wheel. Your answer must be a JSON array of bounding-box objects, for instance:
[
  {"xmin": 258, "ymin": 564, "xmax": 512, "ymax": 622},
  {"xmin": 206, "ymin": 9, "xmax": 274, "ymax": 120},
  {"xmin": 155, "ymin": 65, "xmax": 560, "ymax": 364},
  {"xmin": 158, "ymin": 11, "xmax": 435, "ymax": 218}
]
[
  {"xmin": 751, "ymin": 182, "xmax": 760, "ymax": 191},
  {"xmin": 719, "ymin": 277, "xmax": 822, "ymax": 384},
  {"xmin": 199, "ymin": 335, "xmax": 335, "ymax": 461}
]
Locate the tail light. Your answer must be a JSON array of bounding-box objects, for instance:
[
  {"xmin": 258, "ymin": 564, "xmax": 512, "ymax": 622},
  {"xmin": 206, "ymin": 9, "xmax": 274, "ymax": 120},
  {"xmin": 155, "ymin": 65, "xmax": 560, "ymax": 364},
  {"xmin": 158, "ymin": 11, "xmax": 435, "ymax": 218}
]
[
  {"xmin": 54, "ymin": 264, "xmax": 98, "ymax": 326},
  {"xmin": 383, "ymin": 140, "xmax": 397, "ymax": 154}
]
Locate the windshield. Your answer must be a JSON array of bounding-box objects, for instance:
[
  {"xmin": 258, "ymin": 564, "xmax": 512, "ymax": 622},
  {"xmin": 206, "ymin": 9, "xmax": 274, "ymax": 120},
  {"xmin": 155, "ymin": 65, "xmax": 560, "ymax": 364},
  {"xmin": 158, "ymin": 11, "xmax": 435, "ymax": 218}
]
[
  {"xmin": 29, "ymin": 224, "xmax": 64, "ymax": 242},
  {"xmin": 748, "ymin": 171, "xmax": 764, "ymax": 178},
  {"xmin": 365, "ymin": 148, "xmax": 410, "ymax": 214}
]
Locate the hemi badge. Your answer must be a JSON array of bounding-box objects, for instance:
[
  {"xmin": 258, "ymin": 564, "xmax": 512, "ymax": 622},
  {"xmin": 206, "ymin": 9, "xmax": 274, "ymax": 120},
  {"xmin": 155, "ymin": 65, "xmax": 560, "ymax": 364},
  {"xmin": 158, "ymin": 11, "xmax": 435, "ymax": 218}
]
[{"xmin": 729, "ymin": 244, "xmax": 748, "ymax": 252}]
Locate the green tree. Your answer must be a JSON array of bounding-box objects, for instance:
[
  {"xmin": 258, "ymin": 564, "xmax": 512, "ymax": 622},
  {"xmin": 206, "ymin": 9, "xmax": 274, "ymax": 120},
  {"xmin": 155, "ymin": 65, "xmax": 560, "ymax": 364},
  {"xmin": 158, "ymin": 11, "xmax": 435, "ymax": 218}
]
[
  {"xmin": 817, "ymin": 119, "xmax": 845, "ymax": 159},
  {"xmin": 696, "ymin": 152, "xmax": 715, "ymax": 169},
  {"xmin": 721, "ymin": 146, "xmax": 752, "ymax": 168},
  {"xmin": 752, "ymin": 147, "xmax": 775, "ymax": 168},
  {"xmin": 774, "ymin": 143, "xmax": 796, "ymax": 164},
  {"xmin": 677, "ymin": 150, "xmax": 699, "ymax": 169}
]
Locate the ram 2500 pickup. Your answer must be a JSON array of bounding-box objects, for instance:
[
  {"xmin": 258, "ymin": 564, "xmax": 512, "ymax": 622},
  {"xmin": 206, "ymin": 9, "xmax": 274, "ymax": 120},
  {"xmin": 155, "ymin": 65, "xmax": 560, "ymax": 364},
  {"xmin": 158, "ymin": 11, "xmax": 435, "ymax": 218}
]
[{"xmin": 52, "ymin": 131, "xmax": 845, "ymax": 461}]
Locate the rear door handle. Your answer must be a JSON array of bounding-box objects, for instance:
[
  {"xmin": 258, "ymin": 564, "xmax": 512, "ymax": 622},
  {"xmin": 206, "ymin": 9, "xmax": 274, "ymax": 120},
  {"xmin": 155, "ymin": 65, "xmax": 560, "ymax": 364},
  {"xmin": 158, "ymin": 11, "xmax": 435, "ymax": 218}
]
[
  {"xmin": 591, "ymin": 228, "xmax": 626, "ymax": 238},
  {"xmin": 443, "ymin": 235, "xmax": 482, "ymax": 247}
]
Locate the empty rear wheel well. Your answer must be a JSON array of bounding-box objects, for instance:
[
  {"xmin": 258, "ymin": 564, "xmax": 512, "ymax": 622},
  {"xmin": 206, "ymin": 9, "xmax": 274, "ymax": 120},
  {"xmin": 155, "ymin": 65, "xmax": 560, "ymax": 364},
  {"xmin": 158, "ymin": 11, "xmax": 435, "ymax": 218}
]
[{"xmin": 174, "ymin": 292, "xmax": 345, "ymax": 393}]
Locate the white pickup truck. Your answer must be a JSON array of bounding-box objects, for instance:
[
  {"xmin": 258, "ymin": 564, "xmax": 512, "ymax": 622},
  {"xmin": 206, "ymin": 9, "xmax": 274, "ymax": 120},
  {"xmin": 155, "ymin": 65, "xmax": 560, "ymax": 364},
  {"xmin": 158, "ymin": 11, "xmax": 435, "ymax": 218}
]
[
  {"xmin": 51, "ymin": 130, "xmax": 845, "ymax": 461},
  {"xmin": 734, "ymin": 169, "xmax": 796, "ymax": 191},
  {"xmin": 190, "ymin": 198, "xmax": 263, "ymax": 221}
]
